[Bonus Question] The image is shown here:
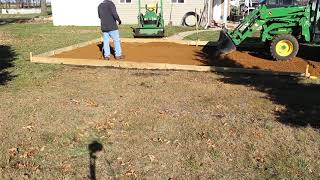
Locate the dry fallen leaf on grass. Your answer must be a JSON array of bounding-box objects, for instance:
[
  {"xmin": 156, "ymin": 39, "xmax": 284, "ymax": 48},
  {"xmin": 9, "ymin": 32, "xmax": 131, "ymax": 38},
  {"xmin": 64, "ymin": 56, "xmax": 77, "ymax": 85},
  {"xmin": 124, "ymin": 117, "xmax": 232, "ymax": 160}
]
[
  {"xmin": 125, "ymin": 169, "xmax": 137, "ymax": 177},
  {"xmin": 151, "ymin": 137, "xmax": 166, "ymax": 142},
  {"xmin": 22, "ymin": 125, "xmax": 34, "ymax": 132},
  {"xmin": 255, "ymin": 156, "xmax": 265, "ymax": 163},
  {"xmin": 149, "ymin": 155, "xmax": 156, "ymax": 162},
  {"xmin": 8, "ymin": 147, "xmax": 19, "ymax": 157},
  {"xmin": 85, "ymin": 99, "xmax": 99, "ymax": 107},
  {"xmin": 40, "ymin": 146, "xmax": 45, "ymax": 152},
  {"xmin": 13, "ymin": 161, "xmax": 38, "ymax": 170},
  {"xmin": 158, "ymin": 109, "xmax": 169, "ymax": 115},
  {"xmin": 20, "ymin": 148, "xmax": 38, "ymax": 158},
  {"xmin": 61, "ymin": 164, "xmax": 72, "ymax": 173},
  {"xmin": 206, "ymin": 139, "xmax": 216, "ymax": 148},
  {"xmin": 14, "ymin": 162, "xmax": 26, "ymax": 169},
  {"xmin": 94, "ymin": 121, "xmax": 114, "ymax": 131},
  {"xmin": 275, "ymin": 106, "xmax": 286, "ymax": 112},
  {"xmin": 69, "ymin": 98, "xmax": 80, "ymax": 104}
]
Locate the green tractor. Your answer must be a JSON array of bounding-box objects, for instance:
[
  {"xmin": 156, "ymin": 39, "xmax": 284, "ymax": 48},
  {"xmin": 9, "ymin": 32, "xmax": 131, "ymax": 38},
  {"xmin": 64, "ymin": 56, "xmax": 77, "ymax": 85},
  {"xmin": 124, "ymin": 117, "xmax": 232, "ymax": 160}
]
[
  {"xmin": 219, "ymin": 0, "xmax": 320, "ymax": 60},
  {"xmin": 133, "ymin": 0, "xmax": 165, "ymax": 38}
]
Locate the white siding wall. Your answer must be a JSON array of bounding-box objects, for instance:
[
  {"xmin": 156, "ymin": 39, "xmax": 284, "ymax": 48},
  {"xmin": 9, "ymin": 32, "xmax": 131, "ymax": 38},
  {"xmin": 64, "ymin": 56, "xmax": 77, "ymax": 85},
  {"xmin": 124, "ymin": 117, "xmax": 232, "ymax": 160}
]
[
  {"xmin": 1, "ymin": 8, "xmax": 41, "ymax": 14},
  {"xmin": 165, "ymin": 0, "xmax": 205, "ymax": 25},
  {"xmin": 114, "ymin": 0, "xmax": 205, "ymax": 26},
  {"xmin": 52, "ymin": 0, "xmax": 222, "ymax": 26},
  {"xmin": 114, "ymin": 0, "xmax": 138, "ymax": 25}
]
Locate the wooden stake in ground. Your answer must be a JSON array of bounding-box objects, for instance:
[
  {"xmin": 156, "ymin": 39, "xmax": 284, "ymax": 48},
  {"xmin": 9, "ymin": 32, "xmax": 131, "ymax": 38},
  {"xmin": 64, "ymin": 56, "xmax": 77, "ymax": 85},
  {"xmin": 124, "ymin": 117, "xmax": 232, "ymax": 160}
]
[
  {"xmin": 305, "ymin": 64, "xmax": 310, "ymax": 78},
  {"xmin": 29, "ymin": 52, "xmax": 33, "ymax": 62},
  {"xmin": 169, "ymin": 3, "xmax": 173, "ymax": 26},
  {"xmin": 195, "ymin": 8, "xmax": 199, "ymax": 47},
  {"xmin": 305, "ymin": 64, "xmax": 318, "ymax": 80}
]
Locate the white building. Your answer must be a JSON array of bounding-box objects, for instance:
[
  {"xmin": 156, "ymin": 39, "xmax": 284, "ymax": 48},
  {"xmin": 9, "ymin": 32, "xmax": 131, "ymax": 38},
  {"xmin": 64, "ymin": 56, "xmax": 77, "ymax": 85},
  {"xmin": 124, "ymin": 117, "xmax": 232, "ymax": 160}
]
[
  {"xmin": 52, "ymin": 0, "xmax": 229, "ymax": 26},
  {"xmin": 1, "ymin": 8, "xmax": 41, "ymax": 14}
]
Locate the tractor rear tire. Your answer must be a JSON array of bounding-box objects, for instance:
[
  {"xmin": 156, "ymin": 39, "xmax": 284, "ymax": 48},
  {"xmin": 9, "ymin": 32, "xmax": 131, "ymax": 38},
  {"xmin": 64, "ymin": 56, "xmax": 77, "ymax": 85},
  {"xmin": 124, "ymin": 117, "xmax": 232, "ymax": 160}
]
[{"xmin": 270, "ymin": 34, "xmax": 299, "ymax": 61}]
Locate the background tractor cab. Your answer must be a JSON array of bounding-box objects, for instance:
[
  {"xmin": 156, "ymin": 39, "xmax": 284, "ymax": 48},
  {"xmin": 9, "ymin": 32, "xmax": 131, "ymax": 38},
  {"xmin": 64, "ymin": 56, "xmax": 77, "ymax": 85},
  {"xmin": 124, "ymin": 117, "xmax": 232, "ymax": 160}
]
[
  {"xmin": 143, "ymin": 4, "xmax": 158, "ymax": 24},
  {"xmin": 133, "ymin": 0, "xmax": 165, "ymax": 38}
]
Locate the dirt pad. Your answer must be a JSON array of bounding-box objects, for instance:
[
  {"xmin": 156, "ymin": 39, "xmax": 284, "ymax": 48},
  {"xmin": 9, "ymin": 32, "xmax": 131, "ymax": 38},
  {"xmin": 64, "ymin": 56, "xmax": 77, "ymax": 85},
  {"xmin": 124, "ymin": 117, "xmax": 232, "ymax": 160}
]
[
  {"xmin": 220, "ymin": 51, "xmax": 320, "ymax": 76},
  {"xmin": 53, "ymin": 42, "xmax": 205, "ymax": 66},
  {"xmin": 52, "ymin": 42, "xmax": 320, "ymax": 76}
]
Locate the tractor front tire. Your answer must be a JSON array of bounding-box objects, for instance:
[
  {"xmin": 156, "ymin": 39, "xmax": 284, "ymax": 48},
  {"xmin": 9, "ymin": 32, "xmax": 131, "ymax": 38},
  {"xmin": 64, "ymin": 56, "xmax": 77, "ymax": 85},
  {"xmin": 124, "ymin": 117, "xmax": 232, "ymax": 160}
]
[{"xmin": 270, "ymin": 34, "xmax": 299, "ymax": 61}]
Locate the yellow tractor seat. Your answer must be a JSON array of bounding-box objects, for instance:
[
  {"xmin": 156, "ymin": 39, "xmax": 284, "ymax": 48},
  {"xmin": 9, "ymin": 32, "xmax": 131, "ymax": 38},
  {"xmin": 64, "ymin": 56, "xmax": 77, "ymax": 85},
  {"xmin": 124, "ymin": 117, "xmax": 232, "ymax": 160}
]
[{"xmin": 146, "ymin": 3, "xmax": 157, "ymax": 12}]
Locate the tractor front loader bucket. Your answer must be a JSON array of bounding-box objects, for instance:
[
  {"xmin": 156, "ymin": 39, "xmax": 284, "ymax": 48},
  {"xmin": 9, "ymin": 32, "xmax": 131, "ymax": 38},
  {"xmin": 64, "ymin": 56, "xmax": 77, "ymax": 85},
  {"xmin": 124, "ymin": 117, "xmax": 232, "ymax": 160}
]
[
  {"xmin": 216, "ymin": 29, "xmax": 237, "ymax": 55},
  {"xmin": 133, "ymin": 28, "xmax": 165, "ymax": 38}
]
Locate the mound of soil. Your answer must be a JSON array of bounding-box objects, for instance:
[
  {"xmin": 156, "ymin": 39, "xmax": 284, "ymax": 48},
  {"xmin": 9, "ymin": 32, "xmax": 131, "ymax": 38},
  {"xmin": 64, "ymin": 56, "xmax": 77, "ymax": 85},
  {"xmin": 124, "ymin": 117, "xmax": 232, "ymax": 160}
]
[{"xmin": 52, "ymin": 42, "xmax": 320, "ymax": 76}]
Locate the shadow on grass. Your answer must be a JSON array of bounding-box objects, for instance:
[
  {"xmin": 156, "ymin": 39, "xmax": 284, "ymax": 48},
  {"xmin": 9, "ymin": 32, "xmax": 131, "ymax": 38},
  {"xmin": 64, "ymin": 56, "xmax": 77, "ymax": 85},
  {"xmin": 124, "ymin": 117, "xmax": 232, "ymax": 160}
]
[
  {"xmin": 218, "ymin": 74, "xmax": 320, "ymax": 129},
  {"xmin": 88, "ymin": 141, "xmax": 103, "ymax": 180},
  {"xmin": 0, "ymin": 45, "xmax": 16, "ymax": 85},
  {"xmin": 199, "ymin": 42, "xmax": 320, "ymax": 129}
]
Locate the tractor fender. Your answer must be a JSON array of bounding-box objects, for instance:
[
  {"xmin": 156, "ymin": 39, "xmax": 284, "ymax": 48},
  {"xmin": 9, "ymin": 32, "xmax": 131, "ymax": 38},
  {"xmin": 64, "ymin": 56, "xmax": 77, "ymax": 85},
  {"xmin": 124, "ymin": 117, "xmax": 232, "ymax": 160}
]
[{"xmin": 182, "ymin": 12, "xmax": 199, "ymax": 27}]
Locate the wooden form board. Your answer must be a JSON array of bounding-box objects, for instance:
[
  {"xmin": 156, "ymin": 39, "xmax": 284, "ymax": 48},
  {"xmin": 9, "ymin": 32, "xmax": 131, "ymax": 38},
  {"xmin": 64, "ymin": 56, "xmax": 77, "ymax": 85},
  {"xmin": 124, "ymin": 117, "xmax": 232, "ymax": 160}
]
[
  {"xmin": 31, "ymin": 38, "xmax": 304, "ymax": 77},
  {"xmin": 36, "ymin": 38, "xmax": 209, "ymax": 57}
]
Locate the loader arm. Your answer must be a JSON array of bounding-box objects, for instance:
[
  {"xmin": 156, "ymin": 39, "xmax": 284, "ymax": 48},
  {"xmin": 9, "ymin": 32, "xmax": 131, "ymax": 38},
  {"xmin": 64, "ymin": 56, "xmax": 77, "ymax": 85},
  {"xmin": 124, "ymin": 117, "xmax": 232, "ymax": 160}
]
[{"xmin": 226, "ymin": 5, "xmax": 311, "ymax": 46}]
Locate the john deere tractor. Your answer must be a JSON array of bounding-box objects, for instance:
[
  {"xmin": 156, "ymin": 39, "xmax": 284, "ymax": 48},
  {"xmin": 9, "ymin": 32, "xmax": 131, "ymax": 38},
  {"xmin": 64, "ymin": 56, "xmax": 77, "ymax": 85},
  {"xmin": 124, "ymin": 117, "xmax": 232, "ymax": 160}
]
[
  {"xmin": 219, "ymin": 0, "xmax": 320, "ymax": 60},
  {"xmin": 133, "ymin": 0, "xmax": 165, "ymax": 38}
]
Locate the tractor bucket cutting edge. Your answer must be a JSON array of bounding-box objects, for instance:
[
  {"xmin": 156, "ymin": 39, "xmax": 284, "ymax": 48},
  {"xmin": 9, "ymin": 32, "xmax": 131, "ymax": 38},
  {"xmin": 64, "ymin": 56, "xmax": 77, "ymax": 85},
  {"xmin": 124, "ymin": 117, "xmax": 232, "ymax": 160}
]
[
  {"xmin": 217, "ymin": 30, "xmax": 237, "ymax": 55},
  {"xmin": 133, "ymin": 28, "xmax": 165, "ymax": 38}
]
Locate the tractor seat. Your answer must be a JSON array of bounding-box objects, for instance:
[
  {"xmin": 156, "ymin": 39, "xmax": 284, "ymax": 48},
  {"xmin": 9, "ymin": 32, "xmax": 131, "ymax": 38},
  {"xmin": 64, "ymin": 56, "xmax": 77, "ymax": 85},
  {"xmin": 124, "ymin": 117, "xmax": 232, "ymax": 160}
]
[{"xmin": 146, "ymin": 4, "xmax": 157, "ymax": 12}]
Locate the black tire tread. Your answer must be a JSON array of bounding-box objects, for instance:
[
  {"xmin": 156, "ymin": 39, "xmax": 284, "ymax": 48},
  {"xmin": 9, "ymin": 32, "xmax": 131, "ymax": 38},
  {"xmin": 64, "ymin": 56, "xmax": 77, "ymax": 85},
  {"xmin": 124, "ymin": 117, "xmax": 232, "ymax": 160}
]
[{"xmin": 182, "ymin": 12, "xmax": 199, "ymax": 27}]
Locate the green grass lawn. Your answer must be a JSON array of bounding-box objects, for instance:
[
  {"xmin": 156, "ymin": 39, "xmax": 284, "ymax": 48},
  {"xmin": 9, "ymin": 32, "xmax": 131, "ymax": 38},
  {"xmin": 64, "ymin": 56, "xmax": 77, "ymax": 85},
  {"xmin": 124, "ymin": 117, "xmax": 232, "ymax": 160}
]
[
  {"xmin": 0, "ymin": 23, "xmax": 100, "ymax": 89},
  {"xmin": 0, "ymin": 13, "xmax": 51, "ymax": 24},
  {"xmin": 1, "ymin": 22, "xmax": 320, "ymax": 179},
  {"xmin": 0, "ymin": 23, "xmax": 195, "ymax": 90},
  {"xmin": 184, "ymin": 30, "xmax": 220, "ymax": 41},
  {"xmin": 0, "ymin": 13, "xmax": 41, "ymax": 20}
]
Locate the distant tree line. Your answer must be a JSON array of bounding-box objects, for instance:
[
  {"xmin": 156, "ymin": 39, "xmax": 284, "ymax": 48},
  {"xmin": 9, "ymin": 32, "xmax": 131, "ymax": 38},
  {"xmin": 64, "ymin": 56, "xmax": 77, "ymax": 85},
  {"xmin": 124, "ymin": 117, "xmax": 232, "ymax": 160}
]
[
  {"xmin": 296, "ymin": 0, "xmax": 309, "ymax": 5},
  {"xmin": 0, "ymin": 0, "xmax": 49, "ymax": 9}
]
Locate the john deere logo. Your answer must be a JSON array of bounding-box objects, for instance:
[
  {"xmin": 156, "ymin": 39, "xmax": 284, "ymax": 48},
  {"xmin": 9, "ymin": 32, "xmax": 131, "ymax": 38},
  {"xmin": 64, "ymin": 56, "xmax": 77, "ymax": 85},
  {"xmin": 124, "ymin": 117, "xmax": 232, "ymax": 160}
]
[{"xmin": 268, "ymin": 12, "xmax": 272, "ymax": 16}]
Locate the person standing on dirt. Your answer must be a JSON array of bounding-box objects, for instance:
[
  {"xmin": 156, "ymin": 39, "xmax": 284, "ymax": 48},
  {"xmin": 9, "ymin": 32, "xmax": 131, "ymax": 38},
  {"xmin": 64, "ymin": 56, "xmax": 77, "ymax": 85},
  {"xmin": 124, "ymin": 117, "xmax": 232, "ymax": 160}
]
[{"xmin": 98, "ymin": 0, "xmax": 123, "ymax": 60}]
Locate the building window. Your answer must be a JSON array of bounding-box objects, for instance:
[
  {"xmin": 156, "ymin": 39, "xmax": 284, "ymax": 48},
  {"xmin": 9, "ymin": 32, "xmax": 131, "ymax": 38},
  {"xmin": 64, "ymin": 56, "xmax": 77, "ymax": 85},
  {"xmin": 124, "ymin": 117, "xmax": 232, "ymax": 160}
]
[
  {"xmin": 120, "ymin": 0, "xmax": 131, "ymax": 3},
  {"xmin": 171, "ymin": 0, "xmax": 185, "ymax": 3}
]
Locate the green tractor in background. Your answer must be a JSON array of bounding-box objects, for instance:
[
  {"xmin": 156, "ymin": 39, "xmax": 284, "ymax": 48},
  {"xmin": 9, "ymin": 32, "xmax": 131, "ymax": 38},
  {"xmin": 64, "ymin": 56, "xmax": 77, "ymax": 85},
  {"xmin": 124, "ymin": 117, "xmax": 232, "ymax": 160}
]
[
  {"xmin": 219, "ymin": 0, "xmax": 320, "ymax": 60},
  {"xmin": 133, "ymin": 0, "xmax": 165, "ymax": 38}
]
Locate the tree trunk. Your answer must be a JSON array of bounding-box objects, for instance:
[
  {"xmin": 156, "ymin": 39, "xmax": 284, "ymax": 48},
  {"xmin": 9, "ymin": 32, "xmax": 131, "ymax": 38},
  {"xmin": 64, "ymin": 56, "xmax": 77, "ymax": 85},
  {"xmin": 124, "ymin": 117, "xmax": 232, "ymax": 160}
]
[{"xmin": 41, "ymin": 0, "xmax": 47, "ymax": 15}]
